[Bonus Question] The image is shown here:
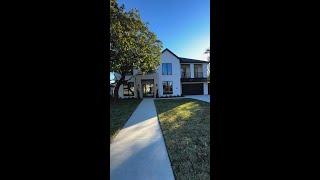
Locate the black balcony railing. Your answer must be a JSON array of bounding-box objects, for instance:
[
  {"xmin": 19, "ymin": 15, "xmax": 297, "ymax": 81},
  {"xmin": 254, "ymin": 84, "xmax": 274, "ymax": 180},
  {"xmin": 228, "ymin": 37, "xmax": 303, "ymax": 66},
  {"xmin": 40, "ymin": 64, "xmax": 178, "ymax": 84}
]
[
  {"xmin": 181, "ymin": 77, "xmax": 208, "ymax": 82},
  {"xmin": 181, "ymin": 72, "xmax": 191, "ymax": 78},
  {"xmin": 194, "ymin": 72, "xmax": 203, "ymax": 78}
]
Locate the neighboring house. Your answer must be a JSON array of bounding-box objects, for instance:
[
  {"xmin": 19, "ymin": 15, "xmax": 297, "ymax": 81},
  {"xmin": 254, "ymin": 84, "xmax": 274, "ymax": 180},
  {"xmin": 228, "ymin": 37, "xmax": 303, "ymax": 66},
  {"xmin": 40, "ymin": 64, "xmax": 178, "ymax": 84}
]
[{"xmin": 115, "ymin": 48, "xmax": 210, "ymax": 98}]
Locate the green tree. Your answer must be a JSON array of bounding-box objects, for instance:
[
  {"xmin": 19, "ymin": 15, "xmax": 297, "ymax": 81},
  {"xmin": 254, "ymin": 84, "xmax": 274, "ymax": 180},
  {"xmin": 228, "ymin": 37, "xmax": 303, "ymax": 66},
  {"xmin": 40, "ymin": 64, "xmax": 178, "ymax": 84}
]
[
  {"xmin": 110, "ymin": 0, "xmax": 162, "ymax": 100},
  {"xmin": 204, "ymin": 48, "xmax": 211, "ymax": 81},
  {"xmin": 205, "ymin": 48, "xmax": 210, "ymax": 62}
]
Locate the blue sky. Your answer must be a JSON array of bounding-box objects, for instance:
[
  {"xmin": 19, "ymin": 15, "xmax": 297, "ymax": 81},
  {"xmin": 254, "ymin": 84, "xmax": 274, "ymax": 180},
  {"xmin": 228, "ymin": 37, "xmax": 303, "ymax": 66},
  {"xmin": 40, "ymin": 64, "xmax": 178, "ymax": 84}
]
[{"xmin": 117, "ymin": 0, "xmax": 210, "ymax": 60}]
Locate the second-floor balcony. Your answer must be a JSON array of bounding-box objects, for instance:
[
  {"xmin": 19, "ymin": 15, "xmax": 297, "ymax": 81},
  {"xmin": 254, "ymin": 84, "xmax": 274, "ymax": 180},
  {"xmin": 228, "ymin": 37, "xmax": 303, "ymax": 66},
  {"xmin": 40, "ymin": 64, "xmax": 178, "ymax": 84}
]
[
  {"xmin": 181, "ymin": 72, "xmax": 205, "ymax": 78},
  {"xmin": 181, "ymin": 71, "xmax": 207, "ymax": 82},
  {"xmin": 181, "ymin": 72, "xmax": 191, "ymax": 78},
  {"xmin": 194, "ymin": 72, "xmax": 204, "ymax": 78}
]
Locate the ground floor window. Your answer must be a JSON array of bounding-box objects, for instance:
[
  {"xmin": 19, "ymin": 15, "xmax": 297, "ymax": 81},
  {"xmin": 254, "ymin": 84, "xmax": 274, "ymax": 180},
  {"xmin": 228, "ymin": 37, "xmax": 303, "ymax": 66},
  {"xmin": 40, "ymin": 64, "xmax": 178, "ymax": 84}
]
[
  {"xmin": 124, "ymin": 82, "xmax": 134, "ymax": 96},
  {"xmin": 163, "ymin": 81, "xmax": 173, "ymax": 94}
]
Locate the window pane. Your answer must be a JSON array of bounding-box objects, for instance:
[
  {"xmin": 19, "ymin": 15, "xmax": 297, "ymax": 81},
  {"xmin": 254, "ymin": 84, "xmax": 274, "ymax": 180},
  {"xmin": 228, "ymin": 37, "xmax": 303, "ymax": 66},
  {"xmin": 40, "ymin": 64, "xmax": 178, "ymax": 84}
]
[
  {"xmin": 162, "ymin": 63, "xmax": 172, "ymax": 75},
  {"xmin": 181, "ymin": 64, "xmax": 190, "ymax": 78},
  {"xmin": 124, "ymin": 82, "xmax": 134, "ymax": 96},
  {"xmin": 194, "ymin": 64, "xmax": 203, "ymax": 77},
  {"xmin": 168, "ymin": 64, "xmax": 172, "ymax": 75},
  {"xmin": 162, "ymin": 81, "xmax": 173, "ymax": 94},
  {"xmin": 162, "ymin": 63, "xmax": 167, "ymax": 75}
]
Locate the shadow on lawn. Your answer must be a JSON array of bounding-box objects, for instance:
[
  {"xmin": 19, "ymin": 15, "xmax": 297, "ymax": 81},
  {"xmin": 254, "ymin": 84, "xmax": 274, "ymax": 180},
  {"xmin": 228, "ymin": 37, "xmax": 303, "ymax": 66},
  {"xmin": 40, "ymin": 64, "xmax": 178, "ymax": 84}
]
[{"xmin": 110, "ymin": 98, "xmax": 142, "ymax": 140}]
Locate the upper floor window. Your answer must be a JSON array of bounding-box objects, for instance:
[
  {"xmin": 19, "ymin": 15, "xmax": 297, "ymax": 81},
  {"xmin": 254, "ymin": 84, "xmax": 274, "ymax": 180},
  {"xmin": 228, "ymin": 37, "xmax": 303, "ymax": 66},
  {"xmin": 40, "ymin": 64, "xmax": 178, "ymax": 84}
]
[
  {"xmin": 194, "ymin": 64, "xmax": 203, "ymax": 78},
  {"xmin": 181, "ymin": 64, "xmax": 191, "ymax": 78},
  {"xmin": 162, "ymin": 63, "xmax": 172, "ymax": 75}
]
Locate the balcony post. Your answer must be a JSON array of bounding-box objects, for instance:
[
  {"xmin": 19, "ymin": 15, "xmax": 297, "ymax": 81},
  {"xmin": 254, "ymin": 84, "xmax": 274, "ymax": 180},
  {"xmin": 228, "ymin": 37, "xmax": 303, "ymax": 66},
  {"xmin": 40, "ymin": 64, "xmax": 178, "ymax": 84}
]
[{"xmin": 190, "ymin": 64, "xmax": 194, "ymax": 78}]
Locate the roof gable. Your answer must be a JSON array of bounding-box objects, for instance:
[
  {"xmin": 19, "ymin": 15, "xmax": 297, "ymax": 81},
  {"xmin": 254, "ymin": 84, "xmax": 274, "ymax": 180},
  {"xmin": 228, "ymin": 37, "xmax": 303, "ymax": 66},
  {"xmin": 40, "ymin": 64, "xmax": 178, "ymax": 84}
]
[{"xmin": 162, "ymin": 48, "xmax": 181, "ymax": 60}]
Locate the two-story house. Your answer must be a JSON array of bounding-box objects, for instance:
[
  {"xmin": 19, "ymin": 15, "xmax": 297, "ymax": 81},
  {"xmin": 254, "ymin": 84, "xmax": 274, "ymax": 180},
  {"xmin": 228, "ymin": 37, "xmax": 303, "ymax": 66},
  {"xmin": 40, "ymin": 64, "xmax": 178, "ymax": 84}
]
[{"xmin": 116, "ymin": 48, "xmax": 210, "ymax": 98}]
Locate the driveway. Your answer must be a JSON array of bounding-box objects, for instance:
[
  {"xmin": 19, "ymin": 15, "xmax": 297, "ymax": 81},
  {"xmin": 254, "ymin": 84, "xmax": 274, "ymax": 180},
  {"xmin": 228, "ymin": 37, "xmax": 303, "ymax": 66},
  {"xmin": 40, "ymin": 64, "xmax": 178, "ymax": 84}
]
[{"xmin": 185, "ymin": 95, "xmax": 210, "ymax": 103}]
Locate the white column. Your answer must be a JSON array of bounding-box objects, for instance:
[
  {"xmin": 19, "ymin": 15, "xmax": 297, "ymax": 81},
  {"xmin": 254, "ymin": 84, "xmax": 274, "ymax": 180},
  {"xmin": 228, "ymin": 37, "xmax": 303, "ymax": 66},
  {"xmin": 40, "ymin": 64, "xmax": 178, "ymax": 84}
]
[
  {"xmin": 203, "ymin": 64, "xmax": 208, "ymax": 77},
  {"xmin": 153, "ymin": 73, "xmax": 157, "ymax": 98},
  {"xmin": 119, "ymin": 84, "xmax": 124, "ymax": 98},
  {"xmin": 139, "ymin": 78, "xmax": 143, "ymax": 98},
  {"xmin": 134, "ymin": 77, "xmax": 138, "ymax": 98},
  {"xmin": 203, "ymin": 82, "xmax": 208, "ymax": 95},
  {"xmin": 135, "ymin": 75, "xmax": 142, "ymax": 99},
  {"xmin": 190, "ymin": 64, "xmax": 194, "ymax": 78}
]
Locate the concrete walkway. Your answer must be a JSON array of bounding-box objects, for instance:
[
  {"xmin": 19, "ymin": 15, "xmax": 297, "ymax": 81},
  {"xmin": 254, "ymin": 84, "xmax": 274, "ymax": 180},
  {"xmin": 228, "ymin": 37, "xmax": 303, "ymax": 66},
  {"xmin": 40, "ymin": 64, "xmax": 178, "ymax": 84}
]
[
  {"xmin": 110, "ymin": 98, "xmax": 175, "ymax": 180},
  {"xmin": 185, "ymin": 95, "xmax": 210, "ymax": 103}
]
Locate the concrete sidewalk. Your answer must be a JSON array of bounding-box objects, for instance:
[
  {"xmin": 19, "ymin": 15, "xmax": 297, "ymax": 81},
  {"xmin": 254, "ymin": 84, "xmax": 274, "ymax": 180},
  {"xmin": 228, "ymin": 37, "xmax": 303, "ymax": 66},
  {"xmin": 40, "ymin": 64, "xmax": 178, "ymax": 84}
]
[{"xmin": 110, "ymin": 98, "xmax": 175, "ymax": 180}]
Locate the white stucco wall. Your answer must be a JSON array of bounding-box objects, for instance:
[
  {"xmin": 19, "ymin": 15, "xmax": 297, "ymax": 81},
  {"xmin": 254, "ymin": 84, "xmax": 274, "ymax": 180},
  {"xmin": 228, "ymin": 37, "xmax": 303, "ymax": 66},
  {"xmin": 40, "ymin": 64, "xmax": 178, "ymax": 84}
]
[
  {"xmin": 203, "ymin": 82, "xmax": 208, "ymax": 95},
  {"xmin": 190, "ymin": 64, "xmax": 195, "ymax": 78},
  {"xmin": 156, "ymin": 50, "xmax": 181, "ymax": 97},
  {"xmin": 203, "ymin": 63, "xmax": 208, "ymax": 78}
]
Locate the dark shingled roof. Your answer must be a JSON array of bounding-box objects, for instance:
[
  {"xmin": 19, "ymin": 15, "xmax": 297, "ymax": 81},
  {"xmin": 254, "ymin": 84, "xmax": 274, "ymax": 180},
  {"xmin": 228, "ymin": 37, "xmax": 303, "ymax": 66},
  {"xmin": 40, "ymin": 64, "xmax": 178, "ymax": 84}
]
[
  {"xmin": 179, "ymin": 57, "xmax": 209, "ymax": 64},
  {"xmin": 162, "ymin": 48, "xmax": 209, "ymax": 64}
]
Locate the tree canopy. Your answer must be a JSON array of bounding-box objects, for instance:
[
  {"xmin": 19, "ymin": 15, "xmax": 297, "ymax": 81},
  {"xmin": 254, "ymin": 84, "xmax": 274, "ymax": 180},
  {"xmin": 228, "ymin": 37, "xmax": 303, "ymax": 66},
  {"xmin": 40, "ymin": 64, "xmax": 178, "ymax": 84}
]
[
  {"xmin": 204, "ymin": 48, "xmax": 211, "ymax": 81},
  {"xmin": 205, "ymin": 48, "xmax": 210, "ymax": 62},
  {"xmin": 110, "ymin": 0, "xmax": 162, "ymax": 99},
  {"xmin": 110, "ymin": 0, "xmax": 162, "ymax": 75}
]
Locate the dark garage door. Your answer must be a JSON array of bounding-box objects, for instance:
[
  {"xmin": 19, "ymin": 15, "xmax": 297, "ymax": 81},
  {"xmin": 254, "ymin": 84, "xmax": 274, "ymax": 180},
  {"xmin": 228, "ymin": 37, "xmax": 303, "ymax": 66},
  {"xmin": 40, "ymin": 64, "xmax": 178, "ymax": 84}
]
[{"xmin": 182, "ymin": 83, "xmax": 203, "ymax": 95}]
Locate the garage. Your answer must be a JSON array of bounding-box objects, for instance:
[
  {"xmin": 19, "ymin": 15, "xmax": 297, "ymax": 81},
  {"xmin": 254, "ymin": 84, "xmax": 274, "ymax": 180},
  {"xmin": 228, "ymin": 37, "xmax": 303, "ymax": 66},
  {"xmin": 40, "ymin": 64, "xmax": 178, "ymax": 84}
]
[{"xmin": 182, "ymin": 83, "xmax": 203, "ymax": 95}]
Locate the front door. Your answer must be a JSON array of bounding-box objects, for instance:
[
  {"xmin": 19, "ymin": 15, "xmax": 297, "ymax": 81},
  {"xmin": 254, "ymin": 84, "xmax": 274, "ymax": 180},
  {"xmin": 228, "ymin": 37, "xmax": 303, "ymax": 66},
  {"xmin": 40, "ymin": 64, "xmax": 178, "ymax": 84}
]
[{"xmin": 141, "ymin": 80, "xmax": 154, "ymax": 97}]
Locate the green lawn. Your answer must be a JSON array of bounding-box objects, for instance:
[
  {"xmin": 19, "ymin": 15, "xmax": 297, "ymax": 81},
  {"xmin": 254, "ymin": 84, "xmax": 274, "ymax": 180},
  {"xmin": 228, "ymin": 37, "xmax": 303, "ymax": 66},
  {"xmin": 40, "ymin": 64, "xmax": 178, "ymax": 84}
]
[
  {"xmin": 110, "ymin": 99, "xmax": 142, "ymax": 141},
  {"xmin": 154, "ymin": 98, "xmax": 210, "ymax": 180}
]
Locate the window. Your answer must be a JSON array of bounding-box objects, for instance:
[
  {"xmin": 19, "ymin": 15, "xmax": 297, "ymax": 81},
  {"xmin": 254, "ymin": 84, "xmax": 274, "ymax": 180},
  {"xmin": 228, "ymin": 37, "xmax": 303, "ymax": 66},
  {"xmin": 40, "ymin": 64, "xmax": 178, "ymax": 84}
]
[
  {"xmin": 181, "ymin": 64, "xmax": 190, "ymax": 78},
  {"xmin": 194, "ymin": 64, "xmax": 203, "ymax": 78},
  {"xmin": 162, "ymin": 63, "xmax": 172, "ymax": 75},
  {"xmin": 123, "ymin": 82, "xmax": 134, "ymax": 96},
  {"xmin": 163, "ymin": 81, "xmax": 173, "ymax": 94}
]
